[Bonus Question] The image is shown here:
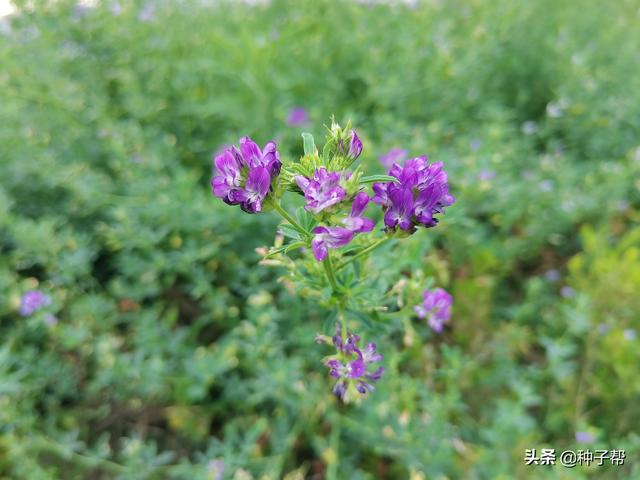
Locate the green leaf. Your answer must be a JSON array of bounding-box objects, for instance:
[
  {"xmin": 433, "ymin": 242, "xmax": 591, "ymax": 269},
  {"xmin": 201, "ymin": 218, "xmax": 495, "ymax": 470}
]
[
  {"xmin": 296, "ymin": 207, "xmax": 317, "ymax": 232},
  {"xmin": 301, "ymin": 133, "xmax": 315, "ymax": 156},
  {"xmin": 278, "ymin": 223, "xmax": 301, "ymax": 240},
  {"xmin": 264, "ymin": 241, "xmax": 306, "ymax": 258},
  {"xmin": 358, "ymin": 175, "xmax": 399, "ymax": 185},
  {"xmin": 284, "ymin": 241, "xmax": 306, "ymax": 254}
]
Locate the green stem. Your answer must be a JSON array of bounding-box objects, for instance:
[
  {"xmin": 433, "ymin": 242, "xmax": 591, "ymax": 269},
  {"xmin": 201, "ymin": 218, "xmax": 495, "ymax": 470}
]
[
  {"xmin": 324, "ymin": 252, "xmax": 347, "ymax": 340},
  {"xmin": 31, "ymin": 436, "xmax": 128, "ymax": 474},
  {"xmin": 272, "ymin": 202, "xmax": 308, "ymax": 236},
  {"xmin": 327, "ymin": 414, "xmax": 341, "ymax": 480},
  {"xmin": 336, "ymin": 237, "xmax": 390, "ymax": 271},
  {"xmin": 323, "ymin": 251, "xmax": 340, "ymax": 293},
  {"xmin": 337, "ymin": 304, "xmax": 347, "ymax": 342}
]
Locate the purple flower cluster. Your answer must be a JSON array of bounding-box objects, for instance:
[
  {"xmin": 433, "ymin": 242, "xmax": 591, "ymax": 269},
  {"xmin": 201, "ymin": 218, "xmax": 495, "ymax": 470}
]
[
  {"xmin": 379, "ymin": 147, "xmax": 407, "ymax": 169},
  {"xmin": 19, "ymin": 290, "xmax": 51, "ymax": 316},
  {"xmin": 323, "ymin": 325, "xmax": 384, "ymax": 401},
  {"xmin": 287, "ymin": 107, "xmax": 309, "ymax": 126},
  {"xmin": 373, "ymin": 156, "xmax": 455, "ymax": 232},
  {"xmin": 211, "ymin": 137, "xmax": 281, "ymax": 213},
  {"xmin": 311, "ymin": 193, "xmax": 374, "ymax": 261},
  {"xmin": 295, "ymin": 168, "xmax": 347, "ymax": 214},
  {"xmin": 414, "ymin": 288, "xmax": 452, "ymax": 333}
]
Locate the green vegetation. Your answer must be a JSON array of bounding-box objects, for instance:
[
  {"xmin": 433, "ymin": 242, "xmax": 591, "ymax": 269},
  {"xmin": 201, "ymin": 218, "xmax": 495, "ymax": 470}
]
[{"xmin": 0, "ymin": 0, "xmax": 638, "ymax": 478}]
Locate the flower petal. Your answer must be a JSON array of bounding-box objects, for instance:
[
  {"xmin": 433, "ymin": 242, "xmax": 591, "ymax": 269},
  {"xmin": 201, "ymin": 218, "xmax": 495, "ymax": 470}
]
[
  {"xmin": 348, "ymin": 129, "xmax": 363, "ymax": 159},
  {"xmin": 350, "ymin": 192, "xmax": 370, "ymax": 217},
  {"xmin": 311, "ymin": 235, "xmax": 328, "ymax": 261},
  {"xmin": 246, "ymin": 167, "xmax": 271, "ymax": 197},
  {"xmin": 239, "ymin": 136, "xmax": 262, "ymax": 167}
]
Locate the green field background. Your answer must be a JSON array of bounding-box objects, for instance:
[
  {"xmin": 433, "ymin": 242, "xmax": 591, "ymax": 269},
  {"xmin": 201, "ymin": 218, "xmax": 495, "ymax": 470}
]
[{"xmin": 1, "ymin": 0, "xmax": 639, "ymax": 478}]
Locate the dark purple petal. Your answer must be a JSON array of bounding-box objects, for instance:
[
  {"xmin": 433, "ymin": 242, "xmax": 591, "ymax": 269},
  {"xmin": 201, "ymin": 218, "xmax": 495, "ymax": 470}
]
[
  {"xmin": 237, "ymin": 167, "xmax": 271, "ymax": 213},
  {"xmin": 350, "ymin": 192, "xmax": 370, "ymax": 217},
  {"xmin": 239, "ymin": 136, "xmax": 263, "ymax": 167},
  {"xmin": 372, "ymin": 182, "xmax": 389, "ymax": 206},
  {"xmin": 384, "ymin": 187, "xmax": 414, "ymax": 230},
  {"xmin": 314, "ymin": 226, "xmax": 355, "ymax": 248},
  {"xmin": 230, "ymin": 145, "xmax": 246, "ymax": 168},
  {"xmin": 366, "ymin": 367, "xmax": 385, "ymax": 382},
  {"xmin": 355, "ymin": 381, "xmax": 374, "ymax": 394},
  {"xmin": 297, "ymin": 168, "xmax": 347, "ymax": 214},
  {"xmin": 347, "ymin": 358, "xmax": 366, "ymax": 378},
  {"xmin": 311, "ymin": 235, "xmax": 328, "ymax": 261},
  {"xmin": 246, "ymin": 167, "xmax": 271, "ymax": 197},
  {"xmin": 343, "ymin": 333, "xmax": 360, "ymax": 354},
  {"xmin": 357, "ymin": 217, "xmax": 375, "ymax": 232},
  {"xmin": 348, "ymin": 129, "xmax": 363, "ymax": 160},
  {"xmin": 261, "ymin": 141, "xmax": 281, "ymax": 176},
  {"xmin": 413, "ymin": 185, "xmax": 438, "ymax": 227},
  {"xmin": 325, "ymin": 359, "xmax": 344, "ymax": 378},
  {"xmin": 330, "ymin": 228, "xmax": 353, "ymax": 254},
  {"xmin": 332, "ymin": 381, "xmax": 347, "ymax": 400},
  {"xmin": 332, "ymin": 324, "xmax": 343, "ymax": 350},
  {"xmin": 311, "ymin": 226, "xmax": 355, "ymax": 261}
]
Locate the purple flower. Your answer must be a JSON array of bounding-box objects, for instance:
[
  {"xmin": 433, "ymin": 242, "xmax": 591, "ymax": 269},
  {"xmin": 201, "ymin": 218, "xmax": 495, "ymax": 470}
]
[
  {"xmin": 478, "ymin": 169, "xmax": 496, "ymax": 181},
  {"xmin": 575, "ymin": 431, "xmax": 595, "ymax": 444},
  {"xmin": 623, "ymin": 328, "xmax": 637, "ymax": 341},
  {"xmin": 239, "ymin": 137, "xmax": 281, "ymax": 175},
  {"xmin": 539, "ymin": 180, "xmax": 554, "ymax": 192},
  {"xmin": 342, "ymin": 192, "xmax": 375, "ymax": 233},
  {"xmin": 210, "ymin": 137, "xmax": 281, "ymax": 214},
  {"xmin": 414, "ymin": 288, "xmax": 452, "ymax": 333},
  {"xmin": 348, "ymin": 129, "xmax": 363, "ymax": 160},
  {"xmin": 311, "ymin": 226, "xmax": 354, "ymax": 261},
  {"xmin": 383, "ymin": 186, "xmax": 414, "ymax": 230},
  {"xmin": 295, "ymin": 168, "xmax": 347, "ymax": 214},
  {"xmin": 544, "ymin": 269, "xmax": 561, "ymax": 282},
  {"xmin": 560, "ymin": 286, "xmax": 575, "ymax": 298},
  {"xmin": 234, "ymin": 167, "xmax": 272, "ymax": 213},
  {"xmin": 138, "ymin": 3, "xmax": 155, "ymax": 22},
  {"xmin": 379, "ymin": 148, "xmax": 408, "ymax": 169},
  {"xmin": 207, "ymin": 459, "xmax": 225, "ymax": 480},
  {"xmin": 373, "ymin": 156, "xmax": 455, "ymax": 232},
  {"xmin": 19, "ymin": 290, "xmax": 51, "ymax": 316},
  {"xmin": 310, "ymin": 193, "xmax": 375, "ymax": 261},
  {"xmin": 43, "ymin": 314, "xmax": 58, "ymax": 326},
  {"xmin": 323, "ymin": 325, "xmax": 384, "ymax": 401},
  {"xmin": 287, "ymin": 107, "xmax": 309, "ymax": 126},
  {"xmin": 617, "ymin": 200, "xmax": 630, "ymax": 212}
]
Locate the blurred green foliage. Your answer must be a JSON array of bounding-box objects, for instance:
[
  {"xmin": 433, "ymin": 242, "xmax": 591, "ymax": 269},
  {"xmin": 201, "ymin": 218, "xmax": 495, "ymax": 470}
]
[{"xmin": 1, "ymin": 0, "xmax": 639, "ymax": 478}]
